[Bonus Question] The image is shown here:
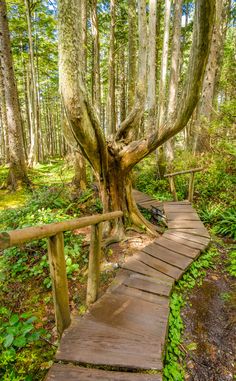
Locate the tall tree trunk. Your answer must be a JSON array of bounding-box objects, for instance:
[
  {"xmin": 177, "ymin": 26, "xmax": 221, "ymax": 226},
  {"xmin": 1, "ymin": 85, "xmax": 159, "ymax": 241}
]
[
  {"xmin": 194, "ymin": 0, "xmax": 228, "ymax": 153},
  {"xmin": 147, "ymin": 0, "xmax": 157, "ymax": 130},
  {"xmin": 165, "ymin": 0, "xmax": 183, "ymax": 163},
  {"xmin": 0, "ymin": 57, "xmax": 9, "ymax": 163},
  {"xmin": 157, "ymin": 0, "xmax": 171, "ymax": 129},
  {"xmin": 91, "ymin": 0, "xmax": 101, "ymax": 117},
  {"xmin": 119, "ymin": 48, "xmax": 126, "ymax": 123},
  {"xmin": 0, "ymin": 0, "xmax": 29, "ymax": 189},
  {"xmin": 127, "ymin": 0, "xmax": 137, "ymax": 112},
  {"xmin": 107, "ymin": 0, "xmax": 116, "ymax": 136},
  {"xmin": 25, "ymin": 0, "xmax": 40, "ymax": 166}
]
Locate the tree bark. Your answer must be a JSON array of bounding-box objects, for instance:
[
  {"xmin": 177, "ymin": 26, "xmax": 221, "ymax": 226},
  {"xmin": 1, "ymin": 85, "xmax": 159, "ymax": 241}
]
[
  {"xmin": 127, "ymin": 0, "xmax": 137, "ymax": 113},
  {"xmin": 0, "ymin": 56, "xmax": 9, "ymax": 163},
  {"xmin": 165, "ymin": 0, "xmax": 183, "ymax": 162},
  {"xmin": 25, "ymin": 0, "xmax": 40, "ymax": 166},
  {"xmin": 0, "ymin": 0, "xmax": 29, "ymax": 189},
  {"xmin": 90, "ymin": 0, "xmax": 101, "ymax": 118},
  {"xmin": 107, "ymin": 0, "xmax": 116, "ymax": 136},
  {"xmin": 157, "ymin": 0, "xmax": 171, "ymax": 129},
  {"xmin": 147, "ymin": 0, "xmax": 157, "ymax": 130},
  {"xmin": 194, "ymin": 0, "xmax": 229, "ymax": 152}
]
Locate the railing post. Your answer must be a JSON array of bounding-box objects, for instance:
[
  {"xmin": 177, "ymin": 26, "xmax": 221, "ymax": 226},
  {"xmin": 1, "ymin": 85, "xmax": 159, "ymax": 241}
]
[
  {"xmin": 48, "ymin": 232, "xmax": 71, "ymax": 337},
  {"xmin": 169, "ymin": 176, "xmax": 178, "ymax": 201},
  {"xmin": 188, "ymin": 172, "xmax": 195, "ymax": 202},
  {"xmin": 86, "ymin": 222, "xmax": 102, "ymax": 305}
]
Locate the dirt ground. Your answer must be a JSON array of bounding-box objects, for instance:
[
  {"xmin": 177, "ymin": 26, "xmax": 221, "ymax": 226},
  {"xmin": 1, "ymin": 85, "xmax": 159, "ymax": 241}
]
[{"xmin": 182, "ymin": 248, "xmax": 236, "ymax": 381}]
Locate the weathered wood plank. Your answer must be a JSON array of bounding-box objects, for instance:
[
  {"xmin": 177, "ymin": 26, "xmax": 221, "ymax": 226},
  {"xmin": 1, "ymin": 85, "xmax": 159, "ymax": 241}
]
[
  {"xmin": 155, "ymin": 237, "xmax": 199, "ymax": 258},
  {"xmin": 113, "ymin": 284, "xmax": 170, "ymax": 306},
  {"xmin": 166, "ymin": 231, "xmax": 210, "ymax": 245},
  {"xmin": 143, "ymin": 243, "xmax": 192, "ymax": 270},
  {"xmin": 168, "ymin": 228, "xmax": 210, "ymax": 238},
  {"xmin": 167, "ymin": 220, "xmax": 205, "ymax": 229},
  {"xmin": 45, "ymin": 364, "xmax": 163, "ymax": 381},
  {"xmin": 164, "ymin": 205, "xmax": 195, "ymax": 213},
  {"xmin": 163, "ymin": 232, "xmax": 207, "ymax": 250},
  {"xmin": 134, "ymin": 251, "xmax": 183, "ymax": 280},
  {"xmin": 56, "ymin": 294, "xmax": 168, "ymax": 370},
  {"xmin": 166, "ymin": 212, "xmax": 200, "ymax": 221},
  {"xmin": 123, "ymin": 273, "xmax": 172, "ymax": 297},
  {"xmin": 122, "ymin": 257, "xmax": 174, "ymax": 284}
]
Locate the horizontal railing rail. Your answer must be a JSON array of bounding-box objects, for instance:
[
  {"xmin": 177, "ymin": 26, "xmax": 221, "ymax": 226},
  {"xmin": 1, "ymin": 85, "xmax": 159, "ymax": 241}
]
[
  {"xmin": 164, "ymin": 168, "xmax": 204, "ymax": 202},
  {"xmin": 0, "ymin": 211, "xmax": 123, "ymax": 337}
]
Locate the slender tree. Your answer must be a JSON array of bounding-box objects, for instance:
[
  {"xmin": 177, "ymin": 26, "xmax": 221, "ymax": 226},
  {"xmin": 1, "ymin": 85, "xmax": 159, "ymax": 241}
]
[
  {"xmin": 127, "ymin": 0, "xmax": 137, "ymax": 112},
  {"xmin": 165, "ymin": 0, "xmax": 183, "ymax": 162},
  {"xmin": 147, "ymin": 0, "xmax": 157, "ymax": 130},
  {"xmin": 107, "ymin": 0, "xmax": 116, "ymax": 135},
  {"xmin": 25, "ymin": 0, "xmax": 40, "ymax": 166},
  {"xmin": 58, "ymin": 0, "xmax": 215, "ymax": 235},
  {"xmin": 0, "ymin": 0, "xmax": 29, "ymax": 189}
]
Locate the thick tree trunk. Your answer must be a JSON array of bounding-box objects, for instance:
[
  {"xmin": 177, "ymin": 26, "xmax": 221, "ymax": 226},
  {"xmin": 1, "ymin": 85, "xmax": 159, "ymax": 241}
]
[
  {"xmin": 72, "ymin": 150, "xmax": 87, "ymax": 191},
  {"xmin": 0, "ymin": 0, "xmax": 29, "ymax": 189}
]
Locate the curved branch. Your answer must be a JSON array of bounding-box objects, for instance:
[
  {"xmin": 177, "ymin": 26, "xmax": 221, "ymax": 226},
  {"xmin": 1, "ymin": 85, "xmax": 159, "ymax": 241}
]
[{"xmin": 120, "ymin": 0, "xmax": 216, "ymax": 172}]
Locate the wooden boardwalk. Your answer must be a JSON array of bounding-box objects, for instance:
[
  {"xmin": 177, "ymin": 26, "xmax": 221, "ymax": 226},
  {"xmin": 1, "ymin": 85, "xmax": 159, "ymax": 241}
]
[{"xmin": 45, "ymin": 190, "xmax": 210, "ymax": 381}]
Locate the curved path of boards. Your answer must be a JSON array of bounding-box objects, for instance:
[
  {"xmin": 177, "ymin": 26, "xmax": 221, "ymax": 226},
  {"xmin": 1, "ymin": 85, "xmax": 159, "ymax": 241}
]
[{"xmin": 45, "ymin": 190, "xmax": 210, "ymax": 381}]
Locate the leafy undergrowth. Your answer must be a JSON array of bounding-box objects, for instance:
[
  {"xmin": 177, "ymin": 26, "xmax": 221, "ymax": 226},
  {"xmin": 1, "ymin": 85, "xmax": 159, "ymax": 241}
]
[
  {"xmin": 0, "ymin": 162, "xmax": 104, "ymax": 380},
  {"xmin": 163, "ymin": 242, "xmax": 236, "ymax": 381}
]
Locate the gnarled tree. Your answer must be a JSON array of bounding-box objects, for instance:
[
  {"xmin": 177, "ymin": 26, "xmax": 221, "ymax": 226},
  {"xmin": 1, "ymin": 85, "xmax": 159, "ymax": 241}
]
[{"xmin": 58, "ymin": 0, "xmax": 215, "ymax": 236}]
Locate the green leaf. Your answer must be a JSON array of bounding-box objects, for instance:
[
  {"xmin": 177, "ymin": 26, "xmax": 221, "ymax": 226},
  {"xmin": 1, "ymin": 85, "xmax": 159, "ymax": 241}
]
[
  {"xmin": 13, "ymin": 335, "xmax": 26, "ymax": 348},
  {"xmin": 9, "ymin": 314, "xmax": 19, "ymax": 326},
  {"xmin": 4, "ymin": 333, "xmax": 14, "ymax": 348}
]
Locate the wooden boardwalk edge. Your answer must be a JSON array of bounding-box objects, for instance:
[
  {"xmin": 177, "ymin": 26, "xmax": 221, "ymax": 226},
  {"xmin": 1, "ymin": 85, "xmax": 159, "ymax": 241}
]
[{"xmin": 45, "ymin": 191, "xmax": 210, "ymax": 381}]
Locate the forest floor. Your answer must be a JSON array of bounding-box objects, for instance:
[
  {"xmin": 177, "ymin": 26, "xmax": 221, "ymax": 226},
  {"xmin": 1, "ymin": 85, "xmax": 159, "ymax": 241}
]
[
  {"xmin": 0, "ymin": 159, "xmax": 235, "ymax": 381},
  {"xmin": 182, "ymin": 243, "xmax": 236, "ymax": 381}
]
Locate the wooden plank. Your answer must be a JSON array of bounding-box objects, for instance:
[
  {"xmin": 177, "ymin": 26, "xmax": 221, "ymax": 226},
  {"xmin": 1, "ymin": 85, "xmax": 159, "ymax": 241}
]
[
  {"xmin": 166, "ymin": 231, "xmax": 210, "ymax": 245},
  {"xmin": 167, "ymin": 220, "xmax": 205, "ymax": 229},
  {"xmin": 45, "ymin": 364, "xmax": 163, "ymax": 381},
  {"xmin": 163, "ymin": 232, "xmax": 206, "ymax": 250},
  {"xmin": 166, "ymin": 212, "xmax": 200, "ymax": 221},
  {"xmin": 122, "ymin": 257, "xmax": 174, "ymax": 285},
  {"xmin": 168, "ymin": 228, "xmax": 210, "ymax": 238},
  {"xmin": 143, "ymin": 243, "xmax": 192, "ymax": 270},
  {"xmin": 113, "ymin": 284, "xmax": 170, "ymax": 306},
  {"xmin": 164, "ymin": 205, "xmax": 194, "ymax": 213},
  {"xmin": 123, "ymin": 273, "xmax": 172, "ymax": 297},
  {"xmin": 155, "ymin": 237, "xmax": 199, "ymax": 258},
  {"xmin": 134, "ymin": 251, "xmax": 183, "ymax": 280},
  {"xmin": 164, "ymin": 200, "xmax": 190, "ymax": 205},
  {"xmin": 56, "ymin": 294, "xmax": 168, "ymax": 370}
]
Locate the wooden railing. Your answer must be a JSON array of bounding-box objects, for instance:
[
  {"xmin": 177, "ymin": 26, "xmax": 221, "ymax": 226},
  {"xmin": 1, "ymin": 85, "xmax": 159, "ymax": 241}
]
[
  {"xmin": 164, "ymin": 168, "xmax": 203, "ymax": 202},
  {"xmin": 0, "ymin": 211, "xmax": 123, "ymax": 336}
]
